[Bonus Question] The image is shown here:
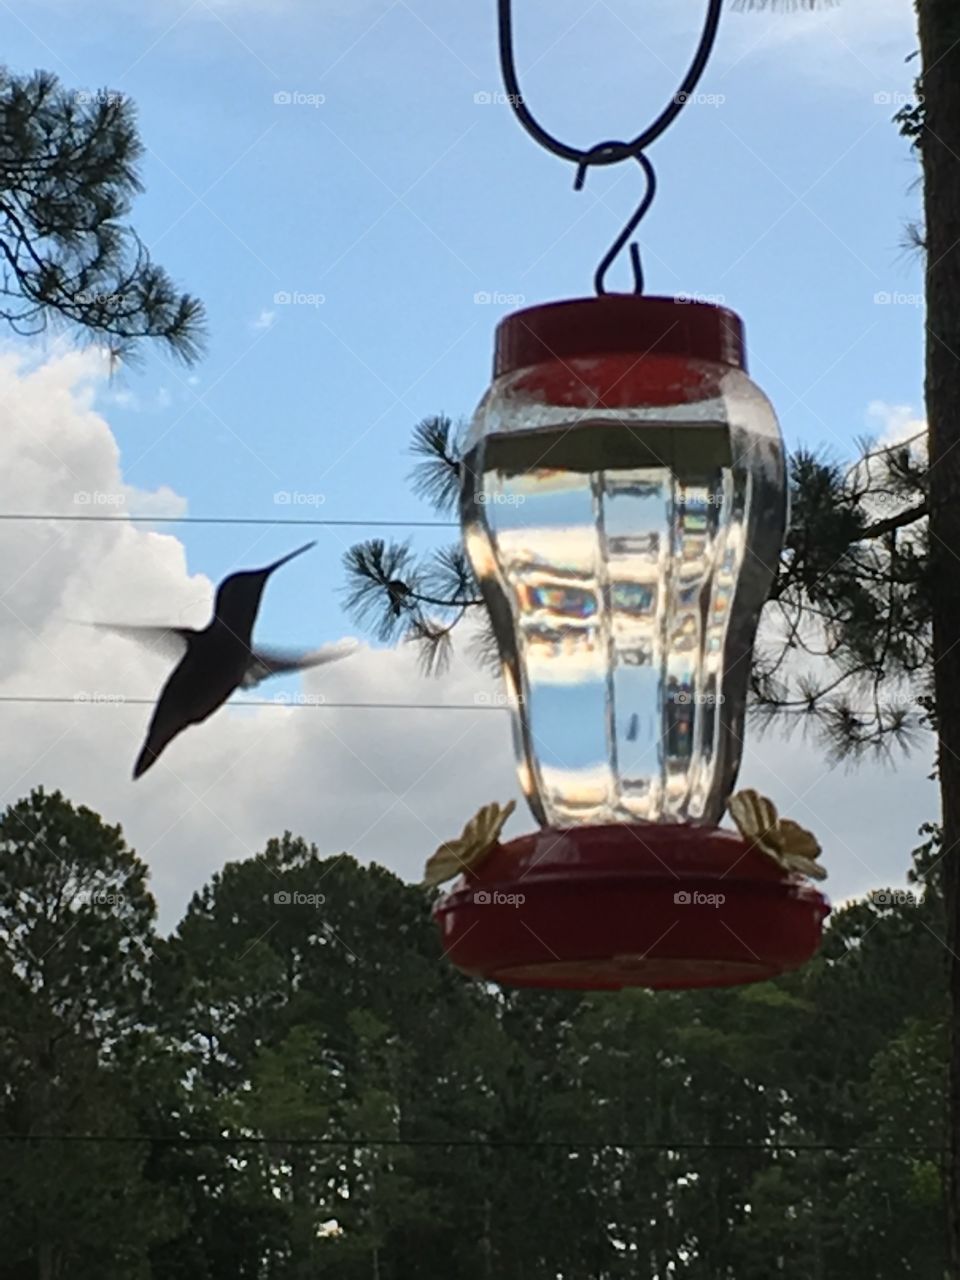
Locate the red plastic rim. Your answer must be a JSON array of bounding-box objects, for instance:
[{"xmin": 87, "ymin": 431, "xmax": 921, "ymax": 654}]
[
  {"xmin": 433, "ymin": 823, "xmax": 830, "ymax": 991},
  {"xmin": 493, "ymin": 296, "xmax": 746, "ymax": 379}
]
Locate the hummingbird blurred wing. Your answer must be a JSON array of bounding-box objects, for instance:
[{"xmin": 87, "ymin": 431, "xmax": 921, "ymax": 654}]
[
  {"xmin": 89, "ymin": 623, "xmax": 195, "ymax": 664},
  {"xmin": 241, "ymin": 638, "xmax": 360, "ymax": 689}
]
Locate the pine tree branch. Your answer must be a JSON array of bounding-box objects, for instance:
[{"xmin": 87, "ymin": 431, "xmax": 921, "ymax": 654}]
[
  {"xmin": 859, "ymin": 503, "xmax": 928, "ymax": 542},
  {"xmin": 402, "ymin": 589, "xmax": 482, "ymax": 610},
  {"xmin": 0, "ymin": 69, "xmax": 205, "ymax": 361},
  {"xmin": 408, "ymin": 416, "xmax": 464, "ymax": 514}
]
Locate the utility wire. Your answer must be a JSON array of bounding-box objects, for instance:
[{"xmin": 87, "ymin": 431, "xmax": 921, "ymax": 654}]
[
  {"xmin": 0, "ymin": 695, "xmax": 509, "ymax": 712},
  {"xmin": 0, "ymin": 1133, "xmax": 945, "ymax": 1154},
  {"xmin": 0, "ymin": 513, "xmax": 458, "ymax": 528},
  {"xmin": 0, "ymin": 695, "xmax": 928, "ymax": 721}
]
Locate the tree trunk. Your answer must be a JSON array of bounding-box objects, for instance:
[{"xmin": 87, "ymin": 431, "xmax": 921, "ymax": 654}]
[{"xmin": 917, "ymin": 2, "xmax": 960, "ymax": 1276}]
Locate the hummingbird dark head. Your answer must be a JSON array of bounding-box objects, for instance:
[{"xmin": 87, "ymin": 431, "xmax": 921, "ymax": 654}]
[{"xmin": 213, "ymin": 541, "xmax": 315, "ymax": 643}]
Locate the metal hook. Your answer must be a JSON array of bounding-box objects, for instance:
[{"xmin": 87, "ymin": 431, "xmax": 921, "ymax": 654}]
[
  {"xmin": 575, "ymin": 149, "xmax": 658, "ymax": 296},
  {"xmin": 495, "ymin": 0, "xmax": 721, "ymax": 297}
]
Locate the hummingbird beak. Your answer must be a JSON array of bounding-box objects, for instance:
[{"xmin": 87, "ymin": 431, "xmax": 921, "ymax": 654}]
[{"xmin": 263, "ymin": 541, "xmax": 316, "ymax": 575}]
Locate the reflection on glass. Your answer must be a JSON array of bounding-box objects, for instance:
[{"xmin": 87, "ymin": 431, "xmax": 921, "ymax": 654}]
[{"xmin": 462, "ymin": 417, "xmax": 783, "ymax": 827}]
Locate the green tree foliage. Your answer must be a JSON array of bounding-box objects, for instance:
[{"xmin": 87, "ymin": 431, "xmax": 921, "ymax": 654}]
[
  {"xmin": 0, "ymin": 788, "xmax": 178, "ymax": 1279},
  {"xmin": 0, "ymin": 68, "xmax": 205, "ymax": 363},
  {"xmin": 0, "ymin": 792, "xmax": 947, "ymax": 1277}
]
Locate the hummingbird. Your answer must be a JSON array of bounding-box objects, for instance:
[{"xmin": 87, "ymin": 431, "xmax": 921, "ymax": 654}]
[{"xmin": 92, "ymin": 542, "xmax": 357, "ymax": 779}]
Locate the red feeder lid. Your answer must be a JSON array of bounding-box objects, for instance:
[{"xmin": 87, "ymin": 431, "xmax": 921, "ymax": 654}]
[
  {"xmin": 494, "ymin": 295, "xmax": 746, "ymax": 379},
  {"xmin": 434, "ymin": 822, "xmax": 829, "ymax": 991}
]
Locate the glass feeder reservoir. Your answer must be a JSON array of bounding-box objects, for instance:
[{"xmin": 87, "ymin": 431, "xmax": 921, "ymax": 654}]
[
  {"xmin": 462, "ymin": 296, "xmax": 784, "ymax": 827},
  {"xmin": 436, "ymin": 296, "xmax": 829, "ymax": 991}
]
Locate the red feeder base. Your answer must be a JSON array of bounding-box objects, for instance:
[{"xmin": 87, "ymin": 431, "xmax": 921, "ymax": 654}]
[{"xmin": 433, "ymin": 823, "xmax": 830, "ymax": 991}]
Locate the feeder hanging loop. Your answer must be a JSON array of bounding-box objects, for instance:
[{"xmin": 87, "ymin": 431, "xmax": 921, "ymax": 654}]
[{"xmin": 496, "ymin": 0, "xmax": 725, "ymax": 294}]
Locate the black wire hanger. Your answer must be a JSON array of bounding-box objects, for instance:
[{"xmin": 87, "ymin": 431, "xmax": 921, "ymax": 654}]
[{"xmin": 495, "ymin": 0, "xmax": 724, "ymax": 295}]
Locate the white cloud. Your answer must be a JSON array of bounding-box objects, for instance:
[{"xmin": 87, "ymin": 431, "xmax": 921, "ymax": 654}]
[
  {"xmin": 867, "ymin": 399, "xmax": 926, "ymax": 450},
  {"xmin": 251, "ymin": 309, "xmax": 276, "ymax": 331},
  {"xmin": 718, "ymin": 0, "xmax": 917, "ymax": 90},
  {"xmin": 0, "ymin": 348, "xmax": 519, "ymax": 929},
  {"xmin": 855, "ymin": 401, "xmax": 927, "ymax": 533},
  {"xmin": 120, "ymin": 483, "xmax": 189, "ymax": 518},
  {"xmin": 0, "ymin": 350, "xmax": 937, "ymax": 939},
  {"xmin": 726, "ymin": 0, "xmax": 911, "ymax": 45}
]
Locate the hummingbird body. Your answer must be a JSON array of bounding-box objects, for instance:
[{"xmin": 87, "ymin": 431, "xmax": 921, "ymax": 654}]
[
  {"xmin": 93, "ymin": 543, "xmax": 358, "ymax": 779},
  {"xmin": 133, "ymin": 625, "xmax": 252, "ymax": 778}
]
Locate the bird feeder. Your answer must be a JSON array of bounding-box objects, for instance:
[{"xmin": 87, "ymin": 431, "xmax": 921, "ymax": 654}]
[{"xmin": 433, "ymin": 295, "xmax": 830, "ymax": 990}]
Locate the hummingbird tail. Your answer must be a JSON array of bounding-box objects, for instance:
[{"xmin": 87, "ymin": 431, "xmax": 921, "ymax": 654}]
[{"xmin": 133, "ymin": 743, "xmax": 159, "ymax": 779}]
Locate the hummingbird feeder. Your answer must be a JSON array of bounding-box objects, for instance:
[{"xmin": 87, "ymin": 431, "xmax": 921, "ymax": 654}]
[{"xmin": 429, "ymin": 0, "xmax": 830, "ymax": 991}]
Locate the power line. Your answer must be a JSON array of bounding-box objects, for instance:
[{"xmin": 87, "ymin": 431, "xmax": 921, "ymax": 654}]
[
  {"xmin": 0, "ymin": 694, "xmax": 925, "ymax": 721},
  {"xmin": 0, "ymin": 695, "xmax": 509, "ymax": 712},
  {"xmin": 0, "ymin": 513, "xmax": 457, "ymax": 528},
  {"xmin": 0, "ymin": 1133, "xmax": 945, "ymax": 1154}
]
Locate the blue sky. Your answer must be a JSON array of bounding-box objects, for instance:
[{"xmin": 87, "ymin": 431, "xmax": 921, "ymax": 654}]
[
  {"xmin": 0, "ymin": 0, "xmax": 935, "ymax": 925},
  {"xmin": 6, "ymin": 0, "xmax": 922, "ymax": 631}
]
